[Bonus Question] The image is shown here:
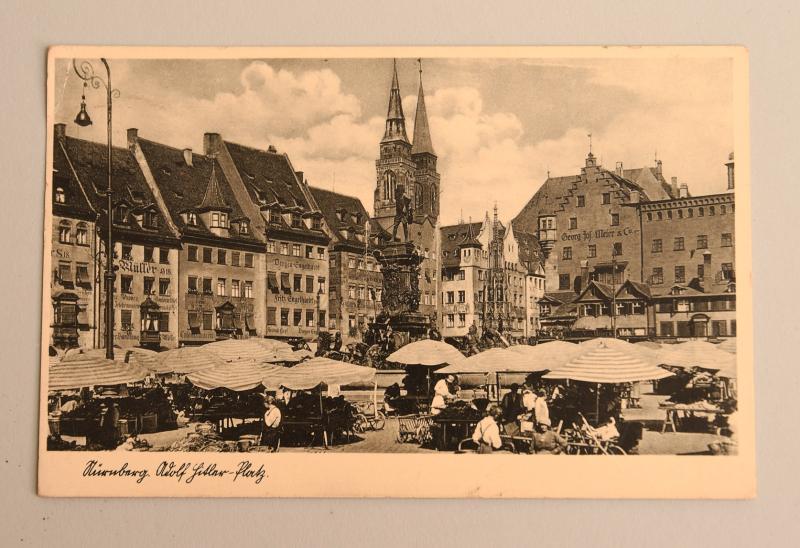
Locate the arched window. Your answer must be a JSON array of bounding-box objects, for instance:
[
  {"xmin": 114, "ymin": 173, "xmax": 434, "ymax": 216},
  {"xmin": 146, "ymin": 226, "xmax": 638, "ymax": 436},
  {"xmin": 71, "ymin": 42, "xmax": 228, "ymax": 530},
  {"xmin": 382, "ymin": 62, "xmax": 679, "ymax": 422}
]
[
  {"xmin": 383, "ymin": 171, "xmax": 396, "ymax": 201},
  {"xmin": 75, "ymin": 222, "xmax": 88, "ymax": 245},
  {"xmin": 414, "ymin": 183, "xmax": 424, "ymax": 208},
  {"xmin": 58, "ymin": 220, "xmax": 71, "ymax": 244},
  {"xmin": 54, "ymin": 187, "xmax": 66, "ymax": 204}
]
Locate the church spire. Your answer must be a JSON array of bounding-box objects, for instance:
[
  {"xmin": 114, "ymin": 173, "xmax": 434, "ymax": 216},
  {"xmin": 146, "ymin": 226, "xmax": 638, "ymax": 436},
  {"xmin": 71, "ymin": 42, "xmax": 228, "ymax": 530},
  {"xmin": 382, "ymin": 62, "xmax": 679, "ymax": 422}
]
[
  {"xmin": 411, "ymin": 58, "xmax": 435, "ymax": 156},
  {"xmin": 381, "ymin": 59, "xmax": 409, "ymax": 143}
]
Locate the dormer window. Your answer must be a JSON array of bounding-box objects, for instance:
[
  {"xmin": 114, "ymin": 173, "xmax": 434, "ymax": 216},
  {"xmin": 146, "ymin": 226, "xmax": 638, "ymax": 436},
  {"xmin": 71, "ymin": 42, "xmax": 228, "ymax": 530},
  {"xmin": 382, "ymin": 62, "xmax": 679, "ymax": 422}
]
[
  {"xmin": 187, "ymin": 212, "xmax": 198, "ymax": 226},
  {"xmin": 211, "ymin": 212, "xmax": 228, "ymax": 228},
  {"xmin": 144, "ymin": 210, "xmax": 159, "ymax": 229},
  {"xmin": 336, "ymin": 210, "xmax": 345, "ymax": 222},
  {"xmin": 240, "ymin": 220, "xmax": 249, "ymax": 234},
  {"xmin": 54, "ymin": 187, "xmax": 66, "ymax": 204},
  {"xmin": 291, "ymin": 213, "xmax": 302, "ymax": 228},
  {"xmin": 312, "ymin": 217, "xmax": 322, "ymax": 230},
  {"xmin": 114, "ymin": 204, "xmax": 128, "ymax": 223},
  {"xmin": 269, "ymin": 209, "xmax": 281, "ymax": 224}
]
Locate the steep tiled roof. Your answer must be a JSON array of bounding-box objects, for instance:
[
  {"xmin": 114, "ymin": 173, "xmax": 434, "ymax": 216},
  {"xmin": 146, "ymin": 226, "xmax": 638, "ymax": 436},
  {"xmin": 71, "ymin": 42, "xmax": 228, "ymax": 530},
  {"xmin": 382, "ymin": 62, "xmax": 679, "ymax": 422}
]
[
  {"xmin": 52, "ymin": 137, "xmax": 96, "ymax": 221},
  {"xmin": 440, "ymin": 222, "xmax": 484, "ymax": 267},
  {"xmin": 513, "ymin": 229, "xmax": 543, "ymax": 271},
  {"xmin": 136, "ymin": 138, "xmax": 257, "ymax": 244},
  {"xmin": 60, "ymin": 135, "xmax": 176, "ymax": 242},
  {"xmin": 309, "ymin": 187, "xmax": 371, "ymax": 252}
]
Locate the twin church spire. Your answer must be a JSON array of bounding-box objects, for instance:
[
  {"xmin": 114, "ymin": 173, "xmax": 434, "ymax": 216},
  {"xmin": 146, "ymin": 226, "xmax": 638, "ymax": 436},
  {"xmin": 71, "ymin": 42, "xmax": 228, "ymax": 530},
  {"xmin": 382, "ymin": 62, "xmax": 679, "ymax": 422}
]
[{"xmin": 381, "ymin": 58, "xmax": 434, "ymax": 157}]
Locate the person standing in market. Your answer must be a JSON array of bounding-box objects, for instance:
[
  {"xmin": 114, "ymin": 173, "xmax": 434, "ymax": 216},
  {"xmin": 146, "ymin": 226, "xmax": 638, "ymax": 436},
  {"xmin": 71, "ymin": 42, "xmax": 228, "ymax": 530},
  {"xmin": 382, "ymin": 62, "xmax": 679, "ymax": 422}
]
[
  {"xmin": 534, "ymin": 388, "xmax": 550, "ymax": 429},
  {"xmin": 261, "ymin": 396, "xmax": 282, "ymax": 452},
  {"xmin": 99, "ymin": 399, "xmax": 120, "ymax": 450},
  {"xmin": 500, "ymin": 383, "xmax": 523, "ymax": 435},
  {"xmin": 471, "ymin": 405, "xmax": 503, "ymax": 453},
  {"xmin": 531, "ymin": 419, "xmax": 567, "ymax": 454}
]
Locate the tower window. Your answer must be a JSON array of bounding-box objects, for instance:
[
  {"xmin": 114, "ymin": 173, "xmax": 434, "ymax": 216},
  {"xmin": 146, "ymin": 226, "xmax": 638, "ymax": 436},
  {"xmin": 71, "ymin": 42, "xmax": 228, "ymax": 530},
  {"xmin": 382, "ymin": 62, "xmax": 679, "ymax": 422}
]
[
  {"xmin": 383, "ymin": 171, "xmax": 396, "ymax": 201},
  {"xmin": 415, "ymin": 183, "xmax": 424, "ymax": 208}
]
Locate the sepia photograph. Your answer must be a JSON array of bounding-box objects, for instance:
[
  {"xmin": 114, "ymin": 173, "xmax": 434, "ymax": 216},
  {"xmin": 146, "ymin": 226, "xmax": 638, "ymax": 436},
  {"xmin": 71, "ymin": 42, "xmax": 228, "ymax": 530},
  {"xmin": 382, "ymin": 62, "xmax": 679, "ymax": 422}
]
[{"xmin": 38, "ymin": 45, "xmax": 752, "ymax": 498}]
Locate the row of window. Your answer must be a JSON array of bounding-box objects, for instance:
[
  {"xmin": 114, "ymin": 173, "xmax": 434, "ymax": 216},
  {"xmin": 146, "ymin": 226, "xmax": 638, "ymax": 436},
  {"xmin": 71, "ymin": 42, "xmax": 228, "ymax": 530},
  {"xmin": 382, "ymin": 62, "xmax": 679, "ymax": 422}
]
[
  {"xmin": 340, "ymin": 285, "xmax": 380, "ymax": 302},
  {"xmin": 55, "ymin": 261, "xmax": 91, "ymax": 287},
  {"xmin": 266, "ymin": 209, "xmax": 323, "ymax": 231},
  {"xmin": 344, "ymin": 255, "xmax": 377, "ymax": 271},
  {"xmin": 266, "ymin": 307, "xmax": 325, "ymax": 328},
  {"xmin": 569, "ymin": 193, "xmax": 611, "ymax": 208},
  {"xmin": 659, "ymin": 319, "xmax": 736, "ymax": 337},
  {"xmin": 119, "ymin": 309, "xmax": 170, "ymax": 332},
  {"xmin": 121, "ymin": 244, "xmax": 170, "ymax": 264},
  {"xmin": 268, "ymin": 273, "xmax": 326, "ymax": 295},
  {"xmin": 651, "ymin": 234, "xmax": 732, "ymax": 253},
  {"xmin": 187, "ymin": 276, "xmax": 254, "ymax": 298},
  {"xmin": 646, "ymin": 203, "xmax": 733, "ymax": 222},
  {"xmin": 266, "ymin": 241, "xmax": 326, "ymax": 260},
  {"xmin": 566, "ymin": 212, "xmax": 620, "ymax": 230},
  {"xmin": 578, "ymin": 302, "xmax": 646, "ymax": 317},
  {"xmin": 562, "ymin": 242, "xmax": 624, "ymax": 261},
  {"xmin": 118, "ymin": 275, "xmax": 171, "ymax": 296},
  {"xmin": 650, "ymin": 263, "xmax": 733, "ymax": 285},
  {"xmin": 187, "ymin": 245, "xmax": 254, "ymax": 267},
  {"xmin": 57, "ymin": 221, "xmax": 90, "ymax": 246},
  {"xmin": 187, "ymin": 310, "xmax": 255, "ymax": 333},
  {"xmin": 655, "ymin": 297, "xmax": 736, "ymax": 313}
]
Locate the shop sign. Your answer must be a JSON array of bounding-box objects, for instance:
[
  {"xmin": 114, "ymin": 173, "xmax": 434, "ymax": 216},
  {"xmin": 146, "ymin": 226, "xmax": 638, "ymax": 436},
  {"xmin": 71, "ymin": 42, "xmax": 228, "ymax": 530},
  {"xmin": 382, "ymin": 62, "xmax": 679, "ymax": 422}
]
[
  {"xmin": 270, "ymin": 257, "xmax": 320, "ymax": 272},
  {"xmin": 560, "ymin": 226, "xmax": 640, "ymax": 242},
  {"xmin": 272, "ymin": 294, "xmax": 316, "ymax": 305},
  {"xmin": 116, "ymin": 259, "xmax": 172, "ymax": 276}
]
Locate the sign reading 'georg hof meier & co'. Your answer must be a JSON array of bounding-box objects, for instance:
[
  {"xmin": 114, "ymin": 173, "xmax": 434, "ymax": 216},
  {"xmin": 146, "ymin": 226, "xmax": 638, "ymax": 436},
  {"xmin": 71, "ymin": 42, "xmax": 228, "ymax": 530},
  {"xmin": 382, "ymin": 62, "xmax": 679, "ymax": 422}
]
[{"xmin": 560, "ymin": 226, "xmax": 640, "ymax": 242}]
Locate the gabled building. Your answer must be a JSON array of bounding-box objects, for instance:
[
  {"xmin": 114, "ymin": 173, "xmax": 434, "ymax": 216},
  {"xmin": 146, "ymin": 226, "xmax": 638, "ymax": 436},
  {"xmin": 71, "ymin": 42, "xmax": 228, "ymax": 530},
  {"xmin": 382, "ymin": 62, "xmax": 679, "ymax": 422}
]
[
  {"xmin": 311, "ymin": 187, "xmax": 383, "ymax": 343},
  {"xmin": 372, "ymin": 61, "xmax": 440, "ymax": 321},
  {"xmin": 130, "ymin": 133, "xmax": 267, "ymax": 346},
  {"xmin": 652, "ymin": 282, "xmax": 736, "ymax": 339},
  {"xmin": 205, "ymin": 136, "xmax": 331, "ymax": 341},
  {"xmin": 571, "ymin": 279, "xmax": 653, "ymax": 340},
  {"xmin": 513, "ymin": 151, "xmax": 675, "ymax": 294},
  {"xmin": 56, "ymin": 125, "xmax": 182, "ymax": 350},
  {"xmin": 440, "ymin": 220, "xmax": 487, "ymax": 338},
  {"xmin": 50, "ymin": 124, "xmax": 99, "ymax": 349}
]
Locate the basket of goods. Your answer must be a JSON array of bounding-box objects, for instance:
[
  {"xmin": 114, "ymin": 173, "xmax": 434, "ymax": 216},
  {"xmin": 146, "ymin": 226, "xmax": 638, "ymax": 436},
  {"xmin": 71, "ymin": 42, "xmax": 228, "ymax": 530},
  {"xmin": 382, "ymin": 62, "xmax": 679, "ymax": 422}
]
[{"xmin": 166, "ymin": 428, "xmax": 225, "ymax": 452}]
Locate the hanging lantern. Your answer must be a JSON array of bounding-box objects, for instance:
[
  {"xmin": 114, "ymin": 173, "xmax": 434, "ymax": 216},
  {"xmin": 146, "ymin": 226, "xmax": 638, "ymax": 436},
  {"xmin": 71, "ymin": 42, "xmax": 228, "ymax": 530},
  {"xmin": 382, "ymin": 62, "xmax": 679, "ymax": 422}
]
[{"xmin": 74, "ymin": 82, "xmax": 92, "ymax": 127}]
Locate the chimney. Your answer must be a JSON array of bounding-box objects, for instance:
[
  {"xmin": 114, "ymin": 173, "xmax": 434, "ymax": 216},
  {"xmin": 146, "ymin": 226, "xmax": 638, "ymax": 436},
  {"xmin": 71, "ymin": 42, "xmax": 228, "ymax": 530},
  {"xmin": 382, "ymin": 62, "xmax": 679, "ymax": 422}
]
[
  {"xmin": 127, "ymin": 128, "xmax": 139, "ymax": 149},
  {"xmin": 629, "ymin": 190, "xmax": 640, "ymax": 204},
  {"xmin": 679, "ymin": 183, "xmax": 689, "ymax": 198},
  {"xmin": 726, "ymin": 152, "xmax": 735, "ymax": 190},
  {"xmin": 579, "ymin": 260, "xmax": 589, "ymax": 292},
  {"xmin": 671, "ymin": 176, "xmax": 679, "ymax": 197},
  {"xmin": 655, "ymin": 159, "xmax": 663, "ymax": 176},
  {"xmin": 204, "ymin": 132, "xmax": 223, "ymax": 156},
  {"xmin": 295, "ymin": 171, "xmax": 304, "ymax": 183},
  {"xmin": 183, "ymin": 148, "xmax": 193, "ymax": 167},
  {"xmin": 267, "ymin": 145, "xmax": 277, "ymax": 153},
  {"xmin": 54, "ymin": 123, "xmax": 66, "ymax": 140},
  {"xmin": 615, "ymin": 161, "xmax": 623, "ymax": 176}
]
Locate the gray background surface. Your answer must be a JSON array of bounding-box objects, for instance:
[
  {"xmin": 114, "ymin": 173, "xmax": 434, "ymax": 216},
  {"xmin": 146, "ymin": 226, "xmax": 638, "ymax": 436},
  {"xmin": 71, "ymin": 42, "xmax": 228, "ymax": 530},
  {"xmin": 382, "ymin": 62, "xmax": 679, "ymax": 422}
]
[{"xmin": 0, "ymin": 0, "xmax": 796, "ymax": 545}]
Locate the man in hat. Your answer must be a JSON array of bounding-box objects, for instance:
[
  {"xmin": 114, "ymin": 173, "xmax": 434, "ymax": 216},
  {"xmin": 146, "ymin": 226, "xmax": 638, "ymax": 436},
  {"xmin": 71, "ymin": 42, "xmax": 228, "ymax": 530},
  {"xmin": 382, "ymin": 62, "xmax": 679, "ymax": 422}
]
[
  {"xmin": 531, "ymin": 419, "xmax": 567, "ymax": 455},
  {"xmin": 500, "ymin": 383, "xmax": 523, "ymax": 435}
]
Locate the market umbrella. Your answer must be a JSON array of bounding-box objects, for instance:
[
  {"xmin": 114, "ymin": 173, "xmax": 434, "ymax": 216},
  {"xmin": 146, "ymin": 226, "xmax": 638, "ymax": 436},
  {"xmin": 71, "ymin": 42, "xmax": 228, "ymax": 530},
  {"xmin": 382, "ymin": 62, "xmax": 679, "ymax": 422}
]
[
  {"xmin": 544, "ymin": 344, "xmax": 673, "ymax": 384},
  {"xmin": 261, "ymin": 347, "xmax": 309, "ymax": 364},
  {"xmin": 579, "ymin": 337, "xmax": 660, "ymax": 366},
  {"xmin": 204, "ymin": 338, "xmax": 291, "ymax": 363},
  {"xmin": 49, "ymin": 350, "xmax": 149, "ymax": 391},
  {"xmin": 655, "ymin": 340, "xmax": 737, "ymax": 372},
  {"xmin": 261, "ymin": 356, "xmax": 376, "ymax": 391},
  {"xmin": 635, "ymin": 341, "xmax": 663, "ymax": 351},
  {"xmin": 185, "ymin": 359, "xmax": 285, "ymax": 392},
  {"xmin": 148, "ymin": 346, "xmax": 227, "ymax": 375},
  {"xmin": 436, "ymin": 347, "xmax": 532, "ymax": 375},
  {"xmin": 63, "ymin": 346, "xmax": 159, "ymax": 370},
  {"xmin": 386, "ymin": 339, "xmax": 465, "ymax": 367},
  {"xmin": 506, "ymin": 341, "xmax": 582, "ymax": 371}
]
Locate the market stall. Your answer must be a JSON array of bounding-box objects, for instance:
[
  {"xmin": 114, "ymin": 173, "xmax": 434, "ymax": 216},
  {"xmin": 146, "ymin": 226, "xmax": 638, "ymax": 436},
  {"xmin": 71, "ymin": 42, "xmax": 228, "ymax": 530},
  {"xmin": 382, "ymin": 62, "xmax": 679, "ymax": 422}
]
[
  {"xmin": 203, "ymin": 338, "xmax": 292, "ymax": 363},
  {"xmin": 261, "ymin": 357, "xmax": 376, "ymax": 448}
]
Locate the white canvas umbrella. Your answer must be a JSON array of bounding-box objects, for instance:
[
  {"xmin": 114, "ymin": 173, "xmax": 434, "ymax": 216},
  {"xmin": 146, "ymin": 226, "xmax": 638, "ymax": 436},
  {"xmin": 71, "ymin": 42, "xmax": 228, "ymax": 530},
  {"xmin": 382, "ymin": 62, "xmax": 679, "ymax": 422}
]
[
  {"xmin": 49, "ymin": 350, "xmax": 149, "ymax": 391},
  {"xmin": 655, "ymin": 340, "xmax": 737, "ymax": 372},
  {"xmin": 386, "ymin": 339, "xmax": 465, "ymax": 367},
  {"xmin": 544, "ymin": 345, "xmax": 674, "ymax": 384},
  {"xmin": 204, "ymin": 338, "xmax": 291, "ymax": 363},
  {"xmin": 148, "ymin": 346, "xmax": 226, "ymax": 375}
]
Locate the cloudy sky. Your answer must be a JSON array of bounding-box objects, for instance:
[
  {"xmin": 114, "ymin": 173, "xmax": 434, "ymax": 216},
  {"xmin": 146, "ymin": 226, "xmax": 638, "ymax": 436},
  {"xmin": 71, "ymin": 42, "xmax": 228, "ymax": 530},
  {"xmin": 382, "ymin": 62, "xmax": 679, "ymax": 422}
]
[{"xmin": 54, "ymin": 55, "xmax": 733, "ymax": 225}]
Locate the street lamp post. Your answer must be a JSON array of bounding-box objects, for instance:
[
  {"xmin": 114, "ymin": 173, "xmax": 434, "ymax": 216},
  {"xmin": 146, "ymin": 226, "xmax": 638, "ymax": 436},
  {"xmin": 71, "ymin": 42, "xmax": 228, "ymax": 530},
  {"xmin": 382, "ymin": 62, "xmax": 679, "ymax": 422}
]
[
  {"xmin": 611, "ymin": 248, "xmax": 618, "ymax": 339},
  {"xmin": 73, "ymin": 58, "xmax": 119, "ymax": 360}
]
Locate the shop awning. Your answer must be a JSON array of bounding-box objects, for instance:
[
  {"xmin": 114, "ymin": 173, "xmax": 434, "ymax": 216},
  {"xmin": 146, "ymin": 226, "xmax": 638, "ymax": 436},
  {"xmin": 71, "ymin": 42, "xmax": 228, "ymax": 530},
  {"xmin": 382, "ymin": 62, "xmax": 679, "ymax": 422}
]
[{"xmin": 261, "ymin": 357, "xmax": 375, "ymax": 390}]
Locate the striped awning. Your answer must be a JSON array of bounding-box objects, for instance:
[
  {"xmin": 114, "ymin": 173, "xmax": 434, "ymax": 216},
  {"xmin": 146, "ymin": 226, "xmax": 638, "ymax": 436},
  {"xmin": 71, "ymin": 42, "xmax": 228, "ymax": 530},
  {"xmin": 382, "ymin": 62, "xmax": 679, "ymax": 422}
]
[
  {"xmin": 49, "ymin": 351, "xmax": 149, "ymax": 391},
  {"xmin": 386, "ymin": 339, "xmax": 465, "ymax": 367},
  {"xmin": 544, "ymin": 344, "xmax": 674, "ymax": 384},
  {"xmin": 204, "ymin": 338, "xmax": 291, "ymax": 362},
  {"xmin": 655, "ymin": 340, "xmax": 737, "ymax": 373},
  {"xmin": 186, "ymin": 360, "xmax": 285, "ymax": 392},
  {"xmin": 149, "ymin": 346, "xmax": 226, "ymax": 375},
  {"xmin": 579, "ymin": 337, "xmax": 660, "ymax": 366},
  {"xmin": 437, "ymin": 347, "xmax": 540, "ymax": 375},
  {"xmin": 261, "ymin": 357, "xmax": 375, "ymax": 390}
]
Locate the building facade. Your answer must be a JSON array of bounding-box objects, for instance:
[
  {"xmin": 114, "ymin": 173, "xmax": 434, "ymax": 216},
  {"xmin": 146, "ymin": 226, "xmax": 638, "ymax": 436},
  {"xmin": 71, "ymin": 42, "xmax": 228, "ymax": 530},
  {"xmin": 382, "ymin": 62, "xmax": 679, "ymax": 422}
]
[
  {"xmin": 50, "ymin": 125, "xmax": 99, "ymax": 349},
  {"xmin": 311, "ymin": 187, "xmax": 383, "ymax": 343},
  {"xmin": 131, "ymin": 133, "xmax": 268, "ymax": 346},
  {"xmin": 207, "ymin": 137, "xmax": 330, "ymax": 341},
  {"xmin": 372, "ymin": 61, "xmax": 440, "ymax": 321}
]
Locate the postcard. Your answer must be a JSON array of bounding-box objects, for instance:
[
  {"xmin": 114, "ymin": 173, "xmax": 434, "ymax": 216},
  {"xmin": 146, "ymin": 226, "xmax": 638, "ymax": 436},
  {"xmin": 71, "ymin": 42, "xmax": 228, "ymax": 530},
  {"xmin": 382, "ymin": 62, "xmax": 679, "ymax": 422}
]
[{"xmin": 39, "ymin": 45, "xmax": 753, "ymax": 498}]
